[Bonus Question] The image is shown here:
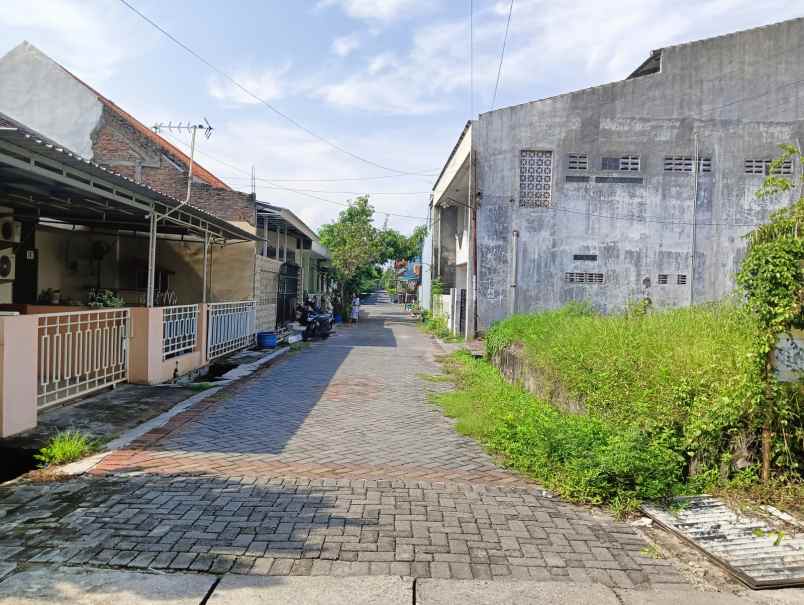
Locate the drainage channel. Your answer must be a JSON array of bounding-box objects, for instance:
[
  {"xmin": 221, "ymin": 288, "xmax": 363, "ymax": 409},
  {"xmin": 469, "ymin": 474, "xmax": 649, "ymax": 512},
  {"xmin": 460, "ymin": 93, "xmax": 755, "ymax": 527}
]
[{"xmin": 0, "ymin": 446, "xmax": 38, "ymax": 483}]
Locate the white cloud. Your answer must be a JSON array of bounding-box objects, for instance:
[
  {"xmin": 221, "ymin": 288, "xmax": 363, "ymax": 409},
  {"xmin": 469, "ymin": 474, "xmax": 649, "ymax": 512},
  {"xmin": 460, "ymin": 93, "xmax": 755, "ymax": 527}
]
[
  {"xmin": 0, "ymin": 0, "xmax": 152, "ymax": 83},
  {"xmin": 313, "ymin": 0, "xmax": 804, "ymax": 115},
  {"xmin": 189, "ymin": 119, "xmax": 441, "ymax": 232},
  {"xmin": 332, "ymin": 33, "xmax": 361, "ymax": 57},
  {"xmin": 208, "ymin": 64, "xmax": 291, "ymax": 105},
  {"xmin": 317, "ymin": 0, "xmax": 432, "ymax": 23}
]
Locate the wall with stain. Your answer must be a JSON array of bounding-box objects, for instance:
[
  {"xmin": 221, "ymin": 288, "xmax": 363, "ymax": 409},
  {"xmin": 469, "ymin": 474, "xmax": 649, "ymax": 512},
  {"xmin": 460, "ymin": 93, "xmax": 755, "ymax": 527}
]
[{"xmin": 469, "ymin": 18, "xmax": 804, "ymax": 330}]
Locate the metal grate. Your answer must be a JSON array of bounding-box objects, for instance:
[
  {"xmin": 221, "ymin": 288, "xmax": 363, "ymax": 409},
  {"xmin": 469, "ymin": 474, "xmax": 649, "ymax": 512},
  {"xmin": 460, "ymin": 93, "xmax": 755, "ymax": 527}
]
[
  {"xmin": 564, "ymin": 272, "xmax": 604, "ymax": 284},
  {"xmin": 37, "ymin": 309, "xmax": 129, "ymax": 409},
  {"xmin": 207, "ymin": 300, "xmax": 256, "ymax": 360},
  {"xmin": 664, "ymin": 156, "xmax": 712, "ymax": 173},
  {"xmin": 519, "ymin": 150, "xmax": 553, "ymax": 208},
  {"xmin": 658, "ymin": 274, "xmax": 669, "ymax": 285},
  {"xmin": 677, "ymin": 274, "xmax": 688, "ymax": 285},
  {"xmin": 567, "ymin": 153, "xmax": 588, "ymax": 170},
  {"xmin": 162, "ymin": 304, "xmax": 198, "ymax": 360}
]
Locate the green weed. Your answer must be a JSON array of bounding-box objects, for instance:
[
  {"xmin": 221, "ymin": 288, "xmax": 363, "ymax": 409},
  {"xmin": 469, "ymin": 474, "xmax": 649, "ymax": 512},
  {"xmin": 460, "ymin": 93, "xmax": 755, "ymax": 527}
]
[{"xmin": 35, "ymin": 430, "xmax": 97, "ymax": 467}]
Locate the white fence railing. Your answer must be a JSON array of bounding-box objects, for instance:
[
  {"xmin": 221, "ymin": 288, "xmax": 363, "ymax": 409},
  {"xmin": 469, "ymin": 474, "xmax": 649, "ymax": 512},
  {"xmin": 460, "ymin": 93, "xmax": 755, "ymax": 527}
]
[
  {"xmin": 207, "ymin": 301, "xmax": 256, "ymax": 360},
  {"xmin": 162, "ymin": 304, "xmax": 198, "ymax": 360},
  {"xmin": 37, "ymin": 309, "xmax": 130, "ymax": 409}
]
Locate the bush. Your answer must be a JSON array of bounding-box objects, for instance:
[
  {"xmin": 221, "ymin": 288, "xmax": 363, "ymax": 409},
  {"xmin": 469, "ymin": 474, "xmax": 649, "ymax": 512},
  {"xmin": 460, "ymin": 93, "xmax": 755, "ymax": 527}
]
[
  {"xmin": 434, "ymin": 353, "xmax": 683, "ymax": 509},
  {"xmin": 35, "ymin": 430, "xmax": 97, "ymax": 467},
  {"xmin": 485, "ymin": 302, "xmax": 774, "ymax": 476},
  {"xmin": 434, "ymin": 301, "xmax": 802, "ymax": 508}
]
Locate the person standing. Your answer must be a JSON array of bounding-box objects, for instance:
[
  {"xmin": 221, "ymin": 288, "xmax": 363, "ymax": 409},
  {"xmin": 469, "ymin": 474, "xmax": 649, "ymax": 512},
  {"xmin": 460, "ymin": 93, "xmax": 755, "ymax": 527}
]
[{"xmin": 350, "ymin": 294, "xmax": 360, "ymax": 325}]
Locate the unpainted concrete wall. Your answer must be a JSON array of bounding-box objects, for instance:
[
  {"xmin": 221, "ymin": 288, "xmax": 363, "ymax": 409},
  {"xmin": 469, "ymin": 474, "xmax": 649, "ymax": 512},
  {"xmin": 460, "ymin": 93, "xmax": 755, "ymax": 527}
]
[
  {"xmin": 0, "ymin": 42, "xmax": 102, "ymax": 157},
  {"xmin": 471, "ymin": 18, "xmax": 804, "ymax": 330}
]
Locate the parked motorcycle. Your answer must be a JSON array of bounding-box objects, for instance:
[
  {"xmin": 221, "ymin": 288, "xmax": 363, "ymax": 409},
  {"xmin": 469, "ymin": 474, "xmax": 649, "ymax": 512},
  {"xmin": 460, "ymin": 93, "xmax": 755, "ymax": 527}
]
[{"xmin": 297, "ymin": 302, "xmax": 333, "ymax": 341}]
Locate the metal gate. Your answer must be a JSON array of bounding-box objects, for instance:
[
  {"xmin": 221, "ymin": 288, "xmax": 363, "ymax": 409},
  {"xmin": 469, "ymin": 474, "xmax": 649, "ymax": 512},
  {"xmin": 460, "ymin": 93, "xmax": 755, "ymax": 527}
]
[{"xmin": 277, "ymin": 263, "xmax": 299, "ymax": 327}]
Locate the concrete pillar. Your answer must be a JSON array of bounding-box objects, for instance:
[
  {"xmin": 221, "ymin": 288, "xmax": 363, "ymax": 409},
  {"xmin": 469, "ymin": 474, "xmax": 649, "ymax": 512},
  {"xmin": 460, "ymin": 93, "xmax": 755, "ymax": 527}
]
[{"xmin": 0, "ymin": 314, "xmax": 37, "ymax": 437}]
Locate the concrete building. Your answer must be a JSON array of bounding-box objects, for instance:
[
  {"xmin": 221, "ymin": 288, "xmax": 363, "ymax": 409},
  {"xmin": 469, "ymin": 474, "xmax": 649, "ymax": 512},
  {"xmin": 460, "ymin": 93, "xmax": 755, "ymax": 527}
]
[{"xmin": 430, "ymin": 18, "xmax": 804, "ymax": 338}]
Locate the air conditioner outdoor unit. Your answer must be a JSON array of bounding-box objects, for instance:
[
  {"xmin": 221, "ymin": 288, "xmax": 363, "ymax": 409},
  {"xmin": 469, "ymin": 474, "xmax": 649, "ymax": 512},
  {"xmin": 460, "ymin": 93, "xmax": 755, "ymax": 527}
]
[
  {"xmin": 0, "ymin": 218, "xmax": 21, "ymax": 243},
  {"xmin": 0, "ymin": 248, "xmax": 15, "ymax": 281}
]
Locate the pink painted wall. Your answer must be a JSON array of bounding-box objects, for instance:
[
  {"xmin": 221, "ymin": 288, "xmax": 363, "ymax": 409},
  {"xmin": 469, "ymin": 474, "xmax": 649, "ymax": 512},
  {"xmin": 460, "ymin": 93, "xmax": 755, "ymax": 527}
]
[{"xmin": 0, "ymin": 315, "xmax": 37, "ymax": 437}]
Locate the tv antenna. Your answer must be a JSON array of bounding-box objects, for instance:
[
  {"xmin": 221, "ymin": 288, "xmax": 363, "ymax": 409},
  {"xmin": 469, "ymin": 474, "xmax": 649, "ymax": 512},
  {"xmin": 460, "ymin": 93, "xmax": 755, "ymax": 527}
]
[{"xmin": 152, "ymin": 118, "xmax": 214, "ymax": 218}]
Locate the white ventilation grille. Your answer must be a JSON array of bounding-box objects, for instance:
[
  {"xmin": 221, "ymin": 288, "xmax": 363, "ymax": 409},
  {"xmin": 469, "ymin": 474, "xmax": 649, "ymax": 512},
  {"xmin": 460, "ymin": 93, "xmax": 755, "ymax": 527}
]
[
  {"xmin": 567, "ymin": 153, "xmax": 588, "ymax": 170},
  {"xmin": 565, "ymin": 272, "xmax": 604, "ymax": 284},
  {"xmin": 677, "ymin": 274, "xmax": 688, "ymax": 285},
  {"xmin": 520, "ymin": 150, "xmax": 553, "ymax": 208},
  {"xmin": 658, "ymin": 274, "xmax": 669, "ymax": 285},
  {"xmin": 619, "ymin": 156, "xmax": 641, "ymax": 171},
  {"xmin": 664, "ymin": 156, "xmax": 712, "ymax": 173}
]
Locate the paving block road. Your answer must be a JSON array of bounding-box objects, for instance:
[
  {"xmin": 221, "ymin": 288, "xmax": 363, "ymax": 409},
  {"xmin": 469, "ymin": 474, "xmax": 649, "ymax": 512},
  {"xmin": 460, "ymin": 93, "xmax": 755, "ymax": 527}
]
[{"xmin": 0, "ymin": 295, "xmax": 687, "ymax": 589}]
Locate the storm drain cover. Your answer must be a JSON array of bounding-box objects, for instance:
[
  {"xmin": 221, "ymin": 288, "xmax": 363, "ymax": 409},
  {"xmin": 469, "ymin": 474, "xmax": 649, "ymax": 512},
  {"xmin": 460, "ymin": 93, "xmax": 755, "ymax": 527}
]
[{"xmin": 642, "ymin": 496, "xmax": 804, "ymax": 589}]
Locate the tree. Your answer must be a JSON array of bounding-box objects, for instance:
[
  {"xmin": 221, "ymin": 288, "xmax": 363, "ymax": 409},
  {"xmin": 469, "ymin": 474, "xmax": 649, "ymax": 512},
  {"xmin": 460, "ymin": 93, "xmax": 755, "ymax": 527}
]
[
  {"xmin": 318, "ymin": 195, "xmax": 428, "ymax": 313},
  {"xmin": 319, "ymin": 196, "xmax": 382, "ymax": 312},
  {"xmin": 736, "ymin": 144, "xmax": 804, "ymax": 482}
]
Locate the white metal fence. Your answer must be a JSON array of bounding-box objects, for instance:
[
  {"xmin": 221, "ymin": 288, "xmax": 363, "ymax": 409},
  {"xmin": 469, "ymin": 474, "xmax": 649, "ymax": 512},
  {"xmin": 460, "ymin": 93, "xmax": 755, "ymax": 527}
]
[
  {"xmin": 162, "ymin": 304, "xmax": 198, "ymax": 360},
  {"xmin": 207, "ymin": 301, "xmax": 256, "ymax": 360},
  {"xmin": 37, "ymin": 309, "xmax": 130, "ymax": 409}
]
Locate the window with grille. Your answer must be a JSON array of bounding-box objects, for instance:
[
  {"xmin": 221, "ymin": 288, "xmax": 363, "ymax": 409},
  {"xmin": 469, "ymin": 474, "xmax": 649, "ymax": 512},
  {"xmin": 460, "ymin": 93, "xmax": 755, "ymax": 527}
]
[
  {"xmin": 602, "ymin": 155, "xmax": 640, "ymax": 171},
  {"xmin": 677, "ymin": 274, "xmax": 688, "ymax": 285},
  {"xmin": 663, "ymin": 156, "xmax": 713, "ymax": 173},
  {"xmin": 658, "ymin": 274, "xmax": 669, "ymax": 285},
  {"xmin": 568, "ymin": 153, "xmax": 588, "ymax": 170},
  {"xmin": 745, "ymin": 159, "xmax": 794, "ymax": 176},
  {"xmin": 519, "ymin": 150, "xmax": 553, "ymax": 208},
  {"xmin": 564, "ymin": 272, "xmax": 604, "ymax": 284}
]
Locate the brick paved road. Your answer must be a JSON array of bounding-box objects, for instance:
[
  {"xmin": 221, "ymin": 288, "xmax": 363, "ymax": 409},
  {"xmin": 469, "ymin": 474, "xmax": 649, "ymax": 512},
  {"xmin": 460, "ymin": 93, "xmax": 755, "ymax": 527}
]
[{"xmin": 0, "ymin": 296, "xmax": 687, "ymax": 588}]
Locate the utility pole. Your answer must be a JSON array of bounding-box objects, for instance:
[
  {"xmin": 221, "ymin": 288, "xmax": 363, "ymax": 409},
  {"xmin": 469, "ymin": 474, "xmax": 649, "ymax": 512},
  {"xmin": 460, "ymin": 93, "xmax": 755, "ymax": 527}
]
[{"xmin": 152, "ymin": 119, "xmax": 213, "ymax": 220}]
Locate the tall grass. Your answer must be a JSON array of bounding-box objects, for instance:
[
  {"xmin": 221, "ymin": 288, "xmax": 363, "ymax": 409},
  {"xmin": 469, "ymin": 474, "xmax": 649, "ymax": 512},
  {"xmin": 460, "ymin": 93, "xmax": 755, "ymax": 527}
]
[
  {"xmin": 432, "ymin": 302, "xmax": 789, "ymax": 509},
  {"xmin": 486, "ymin": 302, "xmax": 766, "ymax": 469}
]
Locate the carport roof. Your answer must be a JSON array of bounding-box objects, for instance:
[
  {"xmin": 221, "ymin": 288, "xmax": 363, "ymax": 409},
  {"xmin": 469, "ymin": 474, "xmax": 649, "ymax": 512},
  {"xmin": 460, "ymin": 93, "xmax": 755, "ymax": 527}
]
[{"xmin": 0, "ymin": 113, "xmax": 257, "ymax": 243}]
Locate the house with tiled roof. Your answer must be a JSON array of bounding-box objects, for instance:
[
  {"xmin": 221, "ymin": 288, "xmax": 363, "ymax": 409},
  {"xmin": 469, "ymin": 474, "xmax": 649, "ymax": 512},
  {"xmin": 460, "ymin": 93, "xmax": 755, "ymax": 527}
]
[{"xmin": 0, "ymin": 41, "xmax": 330, "ymax": 333}]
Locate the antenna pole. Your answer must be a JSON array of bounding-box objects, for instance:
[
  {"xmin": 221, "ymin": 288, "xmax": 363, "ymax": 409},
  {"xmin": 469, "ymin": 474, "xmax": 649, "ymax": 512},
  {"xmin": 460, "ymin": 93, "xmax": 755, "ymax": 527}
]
[{"xmin": 151, "ymin": 119, "xmax": 214, "ymax": 221}]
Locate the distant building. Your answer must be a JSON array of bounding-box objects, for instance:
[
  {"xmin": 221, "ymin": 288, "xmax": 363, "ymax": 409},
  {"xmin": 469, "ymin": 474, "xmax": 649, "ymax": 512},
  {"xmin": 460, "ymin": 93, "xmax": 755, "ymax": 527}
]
[{"xmin": 429, "ymin": 18, "xmax": 804, "ymax": 338}]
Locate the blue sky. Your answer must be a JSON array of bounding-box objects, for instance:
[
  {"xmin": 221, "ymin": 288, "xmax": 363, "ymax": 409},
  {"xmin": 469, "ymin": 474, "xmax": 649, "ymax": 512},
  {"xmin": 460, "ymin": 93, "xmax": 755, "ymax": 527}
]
[{"xmin": 1, "ymin": 1, "xmax": 802, "ymax": 232}]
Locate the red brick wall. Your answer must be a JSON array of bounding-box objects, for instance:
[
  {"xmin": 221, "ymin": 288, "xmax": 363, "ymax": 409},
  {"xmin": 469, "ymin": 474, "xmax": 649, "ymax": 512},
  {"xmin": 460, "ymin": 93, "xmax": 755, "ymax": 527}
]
[{"xmin": 91, "ymin": 107, "xmax": 255, "ymax": 226}]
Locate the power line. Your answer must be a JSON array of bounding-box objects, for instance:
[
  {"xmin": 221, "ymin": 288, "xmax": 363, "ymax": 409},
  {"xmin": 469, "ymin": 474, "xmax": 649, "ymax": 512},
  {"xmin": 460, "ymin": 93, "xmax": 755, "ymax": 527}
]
[
  {"xmin": 116, "ymin": 0, "xmax": 435, "ymax": 177},
  {"xmin": 162, "ymin": 131, "xmax": 431, "ymax": 221},
  {"xmin": 490, "ymin": 0, "xmax": 514, "ymax": 111},
  {"xmin": 221, "ymin": 180, "xmax": 431, "ymax": 196}
]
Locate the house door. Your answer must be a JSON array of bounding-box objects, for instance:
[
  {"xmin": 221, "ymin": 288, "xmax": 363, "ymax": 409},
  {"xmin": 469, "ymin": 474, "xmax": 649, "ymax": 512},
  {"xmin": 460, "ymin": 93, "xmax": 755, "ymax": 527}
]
[{"xmin": 12, "ymin": 221, "xmax": 37, "ymax": 304}]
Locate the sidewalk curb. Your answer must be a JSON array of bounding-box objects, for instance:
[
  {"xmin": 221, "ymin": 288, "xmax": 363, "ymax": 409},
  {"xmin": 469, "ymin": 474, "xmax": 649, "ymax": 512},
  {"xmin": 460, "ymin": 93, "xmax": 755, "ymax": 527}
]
[{"xmin": 59, "ymin": 348, "xmax": 289, "ymax": 476}]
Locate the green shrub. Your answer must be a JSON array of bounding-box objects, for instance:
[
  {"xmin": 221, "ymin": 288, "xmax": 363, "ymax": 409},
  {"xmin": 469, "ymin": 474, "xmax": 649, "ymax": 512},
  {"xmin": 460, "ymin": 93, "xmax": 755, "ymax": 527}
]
[
  {"xmin": 433, "ymin": 353, "xmax": 684, "ymax": 505},
  {"xmin": 435, "ymin": 300, "xmax": 802, "ymax": 506},
  {"xmin": 485, "ymin": 302, "xmax": 775, "ymax": 478},
  {"xmin": 35, "ymin": 430, "xmax": 97, "ymax": 467}
]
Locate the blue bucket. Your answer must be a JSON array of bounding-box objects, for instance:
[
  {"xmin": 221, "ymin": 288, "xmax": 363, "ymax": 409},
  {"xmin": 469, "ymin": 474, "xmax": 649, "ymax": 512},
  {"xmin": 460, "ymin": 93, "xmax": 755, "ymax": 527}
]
[
  {"xmin": 257, "ymin": 331, "xmax": 278, "ymax": 348},
  {"xmin": 333, "ymin": 314, "xmax": 342, "ymax": 324}
]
